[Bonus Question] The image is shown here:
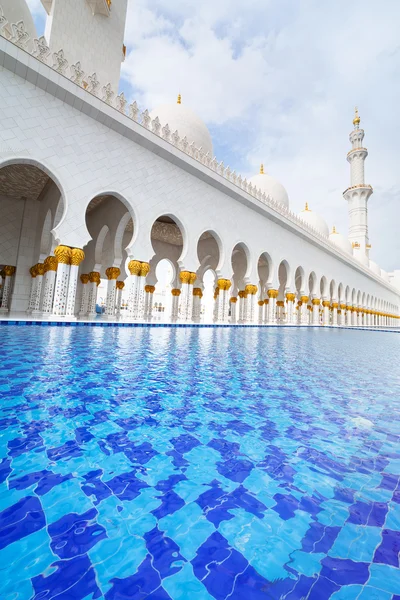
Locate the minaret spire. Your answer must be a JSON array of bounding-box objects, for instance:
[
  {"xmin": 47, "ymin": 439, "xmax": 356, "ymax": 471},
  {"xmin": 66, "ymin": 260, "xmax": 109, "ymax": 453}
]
[{"xmin": 343, "ymin": 107, "xmax": 373, "ymax": 259}]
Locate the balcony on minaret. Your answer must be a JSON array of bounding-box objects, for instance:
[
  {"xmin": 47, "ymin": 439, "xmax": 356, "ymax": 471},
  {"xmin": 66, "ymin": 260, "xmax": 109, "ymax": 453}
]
[{"xmin": 87, "ymin": 0, "xmax": 112, "ymax": 16}]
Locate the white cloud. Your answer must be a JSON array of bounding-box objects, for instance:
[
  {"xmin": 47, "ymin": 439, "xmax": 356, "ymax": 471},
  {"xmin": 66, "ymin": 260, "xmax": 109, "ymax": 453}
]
[{"xmin": 120, "ymin": 0, "xmax": 400, "ymax": 271}]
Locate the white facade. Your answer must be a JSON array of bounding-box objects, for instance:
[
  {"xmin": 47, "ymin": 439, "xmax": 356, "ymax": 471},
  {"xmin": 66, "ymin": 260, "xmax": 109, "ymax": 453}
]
[
  {"xmin": 0, "ymin": 2, "xmax": 399, "ymax": 327},
  {"xmin": 41, "ymin": 0, "xmax": 127, "ymax": 93}
]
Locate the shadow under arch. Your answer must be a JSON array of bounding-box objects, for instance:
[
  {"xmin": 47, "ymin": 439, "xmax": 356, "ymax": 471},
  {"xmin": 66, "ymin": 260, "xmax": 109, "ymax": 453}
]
[
  {"xmin": 150, "ymin": 212, "xmax": 188, "ymax": 267},
  {"xmin": 197, "ymin": 228, "xmax": 224, "ymax": 274}
]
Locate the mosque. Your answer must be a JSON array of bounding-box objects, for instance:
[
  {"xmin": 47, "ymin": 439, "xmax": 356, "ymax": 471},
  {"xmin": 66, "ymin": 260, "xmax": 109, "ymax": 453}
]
[{"xmin": 0, "ymin": 0, "xmax": 399, "ymax": 327}]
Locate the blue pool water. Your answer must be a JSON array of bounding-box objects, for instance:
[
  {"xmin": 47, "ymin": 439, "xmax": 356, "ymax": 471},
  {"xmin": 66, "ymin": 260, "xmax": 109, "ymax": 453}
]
[{"xmin": 0, "ymin": 326, "xmax": 400, "ymax": 600}]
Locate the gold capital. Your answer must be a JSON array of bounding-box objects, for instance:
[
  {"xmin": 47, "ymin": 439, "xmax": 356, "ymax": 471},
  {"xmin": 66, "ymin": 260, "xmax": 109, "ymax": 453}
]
[
  {"xmin": 116, "ymin": 281, "xmax": 125, "ymax": 290},
  {"xmin": 312, "ymin": 298, "xmax": 321, "ymax": 306},
  {"xmin": 245, "ymin": 284, "xmax": 258, "ymax": 295},
  {"xmin": 322, "ymin": 300, "xmax": 330, "ymax": 307},
  {"xmin": 89, "ymin": 271, "xmax": 101, "ymax": 285},
  {"xmin": 230, "ymin": 297, "xmax": 237, "ymax": 303},
  {"xmin": 180, "ymin": 271, "xmax": 196, "ymax": 285},
  {"xmin": 145, "ymin": 284, "xmax": 155, "ymax": 293},
  {"xmin": 140, "ymin": 262, "xmax": 150, "ymax": 277},
  {"xmin": 267, "ymin": 289, "xmax": 279, "ymax": 299},
  {"xmin": 30, "ymin": 265, "xmax": 38, "ymax": 278},
  {"xmin": 4, "ymin": 265, "xmax": 16, "ymax": 277},
  {"xmin": 54, "ymin": 245, "xmax": 72, "ymax": 265},
  {"xmin": 128, "ymin": 260, "xmax": 142, "ymax": 275},
  {"xmin": 71, "ymin": 248, "xmax": 85, "ymax": 266},
  {"xmin": 105, "ymin": 267, "xmax": 121, "ymax": 280},
  {"xmin": 171, "ymin": 288, "xmax": 181, "ymax": 296},
  {"xmin": 44, "ymin": 256, "xmax": 58, "ymax": 272},
  {"xmin": 80, "ymin": 274, "xmax": 90, "ymax": 284},
  {"xmin": 286, "ymin": 292, "xmax": 296, "ymax": 302},
  {"xmin": 193, "ymin": 287, "xmax": 203, "ymax": 297}
]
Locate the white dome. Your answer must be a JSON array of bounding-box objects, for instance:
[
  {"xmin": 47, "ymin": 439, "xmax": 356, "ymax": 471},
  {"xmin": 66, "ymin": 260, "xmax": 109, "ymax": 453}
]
[
  {"xmin": 249, "ymin": 166, "xmax": 289, "ymax": 208},
  {"xmin": 329, "ymin": 227, "xmax": 353, "ymax": 254},
  {"xmin": 1, "ymin": 0, "xmax": 38, "ymax": 52},
  {"xmin": 150, "ymin": 97, "xmax": 213, "ymax": 156},
  {"xmin": 298, "ymin": 203, "xmax": 329, "ymax": 237},
  {"xmin": 369, "ymin": 260, "xmax": 381, "ymax": 277}
]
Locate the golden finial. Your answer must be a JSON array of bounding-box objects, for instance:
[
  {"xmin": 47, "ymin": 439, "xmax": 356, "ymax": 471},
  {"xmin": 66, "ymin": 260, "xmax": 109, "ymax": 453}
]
[
  {"xmin": 353, "ymin": 106, "xmax": 360, "ymax": 127},
  {"xmin": 332, "ymin": 225, "xmax": 337, "ymax": 234},
  {"xmin": 177, "ymin": 94, "xmax": 181, "ymax": 104},
  {"xmin": 260, "ymin": 163, "xmax": 264, "ymax": 175},
  {"xmin": 304, "ymin": 202, "xmax": 310, "ymax": 211}
]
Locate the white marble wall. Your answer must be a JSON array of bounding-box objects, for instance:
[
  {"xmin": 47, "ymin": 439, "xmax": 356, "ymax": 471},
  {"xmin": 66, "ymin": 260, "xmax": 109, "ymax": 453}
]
[{"xmin": 44, "ymin": 0, "xmax": 128, "ymax": 93}]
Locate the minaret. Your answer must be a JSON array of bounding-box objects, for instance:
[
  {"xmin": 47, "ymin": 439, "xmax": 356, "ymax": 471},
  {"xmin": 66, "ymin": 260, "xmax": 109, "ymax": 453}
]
[
  {"xmin": 343, "ymin": 108, "xmax": 373, "ymax": 259},
  {"xmin": 41, "ymin": 0, "xmax": 128, "ymax": 93}
]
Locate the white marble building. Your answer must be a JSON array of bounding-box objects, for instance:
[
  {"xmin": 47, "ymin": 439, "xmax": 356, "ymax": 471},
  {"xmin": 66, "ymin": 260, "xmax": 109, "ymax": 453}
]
[{"xmin": 0, "ymin": 0, "xmax": 399, "ymax": 328}]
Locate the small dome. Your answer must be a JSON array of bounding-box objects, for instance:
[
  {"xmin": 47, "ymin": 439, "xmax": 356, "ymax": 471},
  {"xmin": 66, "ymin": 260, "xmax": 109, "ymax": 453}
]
[
  {"xmin": 1, "ymin": 0, "xmax": 38, "ymax": 52},
  {"xmin": 249, "ymin": 164, "xmax": 289, "ymax": 208},
  {"xmin": 329, "ymin": 226, "xmax": 353, "ymax": 254},
  {"xmin": 298, "ymin": 203, "xmax": 329, "ymax": 237},
  {"xmin": 150, "ymin": 95, "xmax": 213, "ymax": 156},
  {"xmin": 369, "ymin": 260, "xmax": 381, "ymax": 277}
]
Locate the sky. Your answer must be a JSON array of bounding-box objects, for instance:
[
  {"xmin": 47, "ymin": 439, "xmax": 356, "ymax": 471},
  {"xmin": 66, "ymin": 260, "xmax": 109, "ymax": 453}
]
[{"xmin": 27, "ymin": 0, "xmax": 400, "ymax": 271}]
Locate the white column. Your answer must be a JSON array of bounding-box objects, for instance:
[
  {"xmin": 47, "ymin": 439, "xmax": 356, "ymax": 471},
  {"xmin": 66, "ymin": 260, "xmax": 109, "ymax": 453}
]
[
  {"xmin": 192, "ymin": 288, "xmax": 202, "ymax": 322},
  {"xmin": 179, "ymin": 271, "xmax": 196, "ymax": 322},
  {"xmin": 27, "ymin": 266, "xmax": 38, "ymax": 314},
  {"xmin": 322, "ymin": 300, "xmax": 330, "ymax": 325},
  {"xmin": 126, "ymin": 261, "xmax": 150, "ymax": 321},
  {"xmin": 171, "ymin": 289, "xmax": 181, "ymax": 321},
  {"xmin": 299, "ymin": 296, "xmax": 308, "ymax": 325},
  {"xmin": 332, "ymin": 302, "xmax": 338, "ymax": 326},
  {"xmin": 87, "ymin": 272, "xmax": 100, "ymax": 317},
  {"xmin": 79, "ymin": 275, "xmax": 90, "ymax": 316},
  {"xmin": 258, "ymin": 300, "xmax": 264, "ymax": 324},
  {"xmin": 230, "ymin": 297, "xmax": 237, "ymax": 324},
  {"xmin": 32, "ymin": 264, "xmax": 45, "ymax": 314},
  {"xmin": 41, "ymin": 257, "xmax": 58, "ymax": 314},
  {"xmin": 65, "ymin": 249, "xmax": 85, "ymax": 317},
  {"xmin": 267, "ymin": 290, "xmax": 278, "ymax": 324},
  {"xmin": 245, "ymin": 285, "xmax": 257, "ymax": 323},
  {"xmin": 262, "ymin": 299, "xmax": 268, "ymax": 324},
  {"xmin": 286, "ymin": 293, "xmax": 296, "ymax": 324},
  {"xmin": 115, "ymin": 281, "xmax": 125, "ymax": 318},
  {"xmin": 238, "ymin": 292, "xmax": 245, "ymax": 323},
  {"xmin": 53, "ymin": 246, "xmax": 72, "ymax": 317},
  {"xmin": 144, "ymin": 285, "xmax": 155, "ymax": 321},
  {"xmin": 104, "ymin": 267, "xmax": 121, "ymax": 318},
  {"xmin": 215, "ymin": 279, "xmax": 231, "ymax": 323},
  {"xmin": 0, "ymin": 266, "xmax": 16, "ymax": 312},
  {"xmin": 312, "ymin": 299, "xmax": 320, "ymax": 325}
]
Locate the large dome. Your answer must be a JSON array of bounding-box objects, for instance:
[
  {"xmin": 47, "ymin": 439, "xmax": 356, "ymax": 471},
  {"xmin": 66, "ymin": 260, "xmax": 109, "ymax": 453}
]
[
  {"xmin": 150, "ymin": 96, "xmax": 213, "ymax": 156},
  {"xmin": 298, "ymin": 203, "xmax": 329, "ymax": 237},
  {"xmin": 329, "ymin": 226, "xmax": 353, "ymax": 254},
  {"xmin": 249, "ymin": 165, "xmax": 289, "ymax": 208},
  {"xmin": 1, "ymin": 0, "xmax": 38, "ymax": 52}
]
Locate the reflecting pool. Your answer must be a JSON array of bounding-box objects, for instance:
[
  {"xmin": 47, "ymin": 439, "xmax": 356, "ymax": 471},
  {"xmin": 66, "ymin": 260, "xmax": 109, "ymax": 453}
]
[{"xmin": 0, "ymin": 326, "xmax": 399, "ymax": 599}]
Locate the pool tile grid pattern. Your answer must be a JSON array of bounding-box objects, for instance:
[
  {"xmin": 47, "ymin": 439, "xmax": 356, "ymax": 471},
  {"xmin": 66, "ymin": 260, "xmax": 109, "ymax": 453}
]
[{"xmin": 0, "ymin": 326, "xmax": 399, "ymax": 599}]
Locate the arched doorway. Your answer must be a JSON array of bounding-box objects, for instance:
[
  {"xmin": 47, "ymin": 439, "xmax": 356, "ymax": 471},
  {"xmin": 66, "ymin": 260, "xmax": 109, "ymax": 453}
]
[{"xmin": 0, "ymin": 162, "xmax": 64, "ymax": 313}]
